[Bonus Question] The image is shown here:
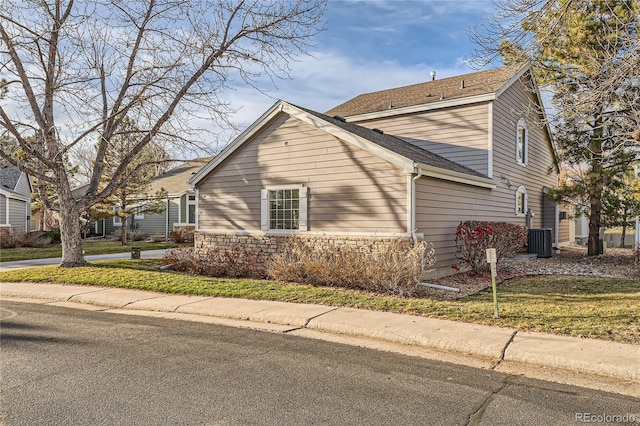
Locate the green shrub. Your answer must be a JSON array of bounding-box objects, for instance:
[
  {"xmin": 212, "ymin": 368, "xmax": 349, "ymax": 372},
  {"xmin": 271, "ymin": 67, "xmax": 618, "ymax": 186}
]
[
  {"xmin": 267, "ymin": 238, "xmax": 435, "ymax": 297},
  {"xmin": 43, "ymin": 230, "xmax": 61, "ymax": 244}
]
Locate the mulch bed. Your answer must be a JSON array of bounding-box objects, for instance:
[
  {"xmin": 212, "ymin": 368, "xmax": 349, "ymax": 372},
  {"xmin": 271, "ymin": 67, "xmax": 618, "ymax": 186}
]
[{"xmin": 422, "ymin": 246, "xmax": 639, "ymax": 300}]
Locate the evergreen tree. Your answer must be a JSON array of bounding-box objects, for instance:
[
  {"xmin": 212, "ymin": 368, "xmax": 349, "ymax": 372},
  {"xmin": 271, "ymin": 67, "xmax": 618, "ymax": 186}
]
[
  {"xmin": 100, "ymin": 117, "xmax": 167, "ymax": 245},
  {"xmin": 471, "ymin": 0, "xmax": 640, "ymax": 255}
]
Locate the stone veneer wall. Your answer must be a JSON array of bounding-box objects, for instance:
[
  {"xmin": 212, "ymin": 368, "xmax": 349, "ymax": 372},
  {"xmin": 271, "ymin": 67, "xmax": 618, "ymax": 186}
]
[
  {"xmin": 193, "ymin": 231, "xmax": 464, "ymax": 280},
  {"xmin": 194, "ymin": 232, "xmax": 414, "ymax": 257}
]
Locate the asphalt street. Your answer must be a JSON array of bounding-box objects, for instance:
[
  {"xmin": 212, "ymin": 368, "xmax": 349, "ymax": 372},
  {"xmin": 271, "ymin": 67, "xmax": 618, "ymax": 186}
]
[{"xmin": 2, "ymin": 301, "xmax": 638, "ymax": 426}]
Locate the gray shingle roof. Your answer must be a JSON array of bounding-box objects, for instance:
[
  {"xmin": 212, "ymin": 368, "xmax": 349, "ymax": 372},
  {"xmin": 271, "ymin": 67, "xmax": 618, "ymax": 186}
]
[
  {"xmin": 325, "ymin": 64, "xmax": 524, "ymax": 117},
  {"xmin": 149, "ymin": 158, "xmax": 212, "ymax": 194},
  {"xmin": 0, "ymin": 163, "xmax": 22, "ymax": 191}
]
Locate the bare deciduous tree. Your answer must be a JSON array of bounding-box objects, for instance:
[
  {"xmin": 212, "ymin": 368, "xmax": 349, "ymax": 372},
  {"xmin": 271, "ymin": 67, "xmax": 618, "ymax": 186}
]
[{"xmin": 0, "ymin": 0, "xmax": 326, "ymax": 266}]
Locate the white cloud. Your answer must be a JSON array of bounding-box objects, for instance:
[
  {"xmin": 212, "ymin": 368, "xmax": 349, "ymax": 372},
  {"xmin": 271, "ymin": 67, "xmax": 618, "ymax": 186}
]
[{"xmin": 223, "ymin": 50, "xmax": 474, "ymax": 131}]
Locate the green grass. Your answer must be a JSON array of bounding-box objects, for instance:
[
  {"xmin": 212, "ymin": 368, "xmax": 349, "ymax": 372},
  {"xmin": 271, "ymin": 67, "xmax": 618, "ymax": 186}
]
[
  {"xmin": 0, "ymin": 241, "xmax": 179, "ymax": 262},
  {"xmin": 1, "ymin": 260, "xmax": 637, "ymax": 344}
]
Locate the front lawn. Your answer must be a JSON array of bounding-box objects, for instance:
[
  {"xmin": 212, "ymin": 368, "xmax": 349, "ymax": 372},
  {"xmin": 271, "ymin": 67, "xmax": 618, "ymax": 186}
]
[
  {"xmin": 0, "ymin": 241, "xmax": 179, "ymax": 262},
  {"xmin": 0, "ymin": 260, "xmax": 637, "ymax": 344}
]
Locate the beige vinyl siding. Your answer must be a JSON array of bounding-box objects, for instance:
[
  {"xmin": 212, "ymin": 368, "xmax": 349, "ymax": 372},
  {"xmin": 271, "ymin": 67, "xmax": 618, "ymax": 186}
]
[
  {"xmin": 8, "ymin": 198, "xmax": 27, "ymax": 232},
  {"xmin": 416, "ymin": 177, "xmax": 507, "ymax": 269},
  {"xmin": 197, "ymin": 113, "xmax": 408, "ymax": 233},
  {"xmin": 493, "ymin": 76, "xmax": 558, "ymax": 208},
  {"xmin": 0, "ymin": 194, "xmax": 6, "ymax": 224},
  {"xmin": 14, "ymin": 172, "xmax": 32, "ymax": 198},
  {"xmin": 349, "ymin": 103, "xmax": 491, "ymax": 175},
  {"xmin": 0, "ymin": 194, "xmax": 9, "ymax": 225},
  {"xmin": 557, "ymin": 204, "xmax": 573, "ymax": 245},
  {"xmin": 416, "ymin": 79, "xmax": 559, "ymax": 269}
]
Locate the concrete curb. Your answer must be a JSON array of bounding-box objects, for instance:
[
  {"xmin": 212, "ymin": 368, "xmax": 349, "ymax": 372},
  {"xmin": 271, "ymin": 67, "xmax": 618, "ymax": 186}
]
[{"xmin": 1, "ymin": 282, "xmax": 638, "ymax": 397}]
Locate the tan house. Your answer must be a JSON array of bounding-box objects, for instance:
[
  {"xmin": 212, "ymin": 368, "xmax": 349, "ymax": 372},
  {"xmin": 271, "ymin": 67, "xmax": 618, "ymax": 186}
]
[{"xmin": 190, "ymin": 63, "xmax": 571, "ymax": 275}]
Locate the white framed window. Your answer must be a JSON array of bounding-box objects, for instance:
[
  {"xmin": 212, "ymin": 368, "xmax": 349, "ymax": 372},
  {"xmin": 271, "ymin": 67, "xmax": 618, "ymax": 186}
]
[
  {"xmin": 515, "ymin": 186, "xmax": 527, "ymax": 216},
  {"xmin": 113, "ymin": 207, "xmax": 122, "ymax": 226},
  {"xmin": 261, "ymin": 185, "xmax": 308, "ymax": 231},
  {"xmin": 516, "ymin": 118, "xmax": 528, "ymax": 165},
  {"xmin": 134, "ymin": 207, "xmax": 144, "ymax": 220},
  {"xmin": 187, "ymin": 194, "xmax": 196, "ymax": 224}
]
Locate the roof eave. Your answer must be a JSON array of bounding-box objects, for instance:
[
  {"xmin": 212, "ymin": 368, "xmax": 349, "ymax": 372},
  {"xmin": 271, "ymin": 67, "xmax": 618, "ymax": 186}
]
[
  {"xmin": 342, "ymin": 93, "xmax": 496, "ymax": 122},
  {"xmin": 414, "ymin": 163, "xmax": 496, "ymax": 189},
  {"xmin": 0, "ymin": 187, "xmax": 29, "ymax": 201}
]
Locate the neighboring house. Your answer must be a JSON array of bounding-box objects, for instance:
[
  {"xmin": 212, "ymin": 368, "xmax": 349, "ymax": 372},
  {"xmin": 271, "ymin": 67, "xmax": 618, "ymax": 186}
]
[
  {"xmin": 0, "ymin": 163, "xmax": 33, "ymax": 234},
  {"xmin": 97, "ymin": 158, "xmax": 210, "ymax": 239},
  {"xmin": 189, "ymin": 63, "xmax": 571, "ymax": 276}
]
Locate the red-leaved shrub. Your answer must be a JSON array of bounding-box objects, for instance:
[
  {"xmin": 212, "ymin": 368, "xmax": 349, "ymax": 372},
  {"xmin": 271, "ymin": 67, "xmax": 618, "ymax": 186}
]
[{"xmin": 455, "ymin": 221, "xmax": 527, "ymax": 274}]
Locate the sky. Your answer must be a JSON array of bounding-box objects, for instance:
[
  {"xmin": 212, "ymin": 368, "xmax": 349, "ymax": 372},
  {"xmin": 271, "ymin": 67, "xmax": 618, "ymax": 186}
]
[{"xmin": 221, "ymin": 0, "xmax": 499, "ymax": 142}]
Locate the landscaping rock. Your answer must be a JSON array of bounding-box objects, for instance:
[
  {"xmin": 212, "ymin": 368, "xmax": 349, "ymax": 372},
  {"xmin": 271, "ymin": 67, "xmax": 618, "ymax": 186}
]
[{"xmin": 426, "ymin": 246, "xmax": 638, "ymax": 300}]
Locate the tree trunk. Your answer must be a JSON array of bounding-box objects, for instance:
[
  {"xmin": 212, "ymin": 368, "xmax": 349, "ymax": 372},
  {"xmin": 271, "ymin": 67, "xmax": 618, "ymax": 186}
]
[
  {"xmin": 587, "ymin": 114, "xmax": 604, "ymax": 257},
  {"xmin": 57, "ymin": 195, "xmax": 87, "ymax": 267},
  {"xmin": 587, "ymin": 198, "xmax": 602, "ymax": 256},
  {"xmin": 621, "ymin": 226, "xmax": 627, "ymax": 248},
  {"xmin": 121, "ymin": 215, "xmax": 128, "ymax": 245}
]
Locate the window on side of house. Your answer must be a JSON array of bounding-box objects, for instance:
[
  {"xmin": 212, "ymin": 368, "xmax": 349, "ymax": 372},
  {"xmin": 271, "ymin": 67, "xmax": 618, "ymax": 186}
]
[
  {"xmin": 134, "ymin": 206, "xmax": 144, "ymax": 220},
  {"xmin": 113, "ymin": 207, "xmax": 122, "ymax": 226},
  {"xmin": 516, "ymin": 118, "xmax": 528, "ymax": 165},
  {"xmin": 515, "ymin": 186, "xmax": 527, "ymax": 216},
  {"xmin": 261, "ymin": 186, "xmax": 308, "ymax": 231},
  {"xmin": 187, "ymin": 195, "xmax": 196, "ymax": 224}
]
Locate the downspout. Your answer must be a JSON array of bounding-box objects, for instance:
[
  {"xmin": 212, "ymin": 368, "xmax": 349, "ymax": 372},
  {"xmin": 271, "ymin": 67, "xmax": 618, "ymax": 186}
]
[
  {"xmin": 411, "ymin": 168, "xmax": 424, "ymax": 246},
  {"xmin": 166, "ymin": 196, "xmax": 170, "ymax": 240}
]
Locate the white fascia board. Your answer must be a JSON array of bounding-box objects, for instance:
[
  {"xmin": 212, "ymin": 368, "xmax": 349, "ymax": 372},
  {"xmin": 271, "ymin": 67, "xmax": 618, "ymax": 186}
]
[
  {"xmin": 494, "ymin": 62, "xmax": 530, "ymax": 98},
  {"xmin": 415, "ymin": 163, "xmax": 496, "ymax": 189},
  {"xmin": 188, "ymin": 100, "xmax": 286, "ymax": 187},
  {"xmin": 282, "ymin": 103, "xmax": 416, "ymax": 173},
  {"xmin": 0, "ymin": 187, "xmax": 29, "ymax": 202},
  {"xmin": 343, "ymin": 93, "xmax": 496, "ymax": 122}
]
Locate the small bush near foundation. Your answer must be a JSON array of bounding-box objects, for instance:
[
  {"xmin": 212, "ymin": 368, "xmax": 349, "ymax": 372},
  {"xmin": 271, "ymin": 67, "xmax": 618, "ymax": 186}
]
[
  {"xmin": 109, "ymin": 228, "xmax": 146, "ymax": 242},
  {"xmin": 163, "ymin": 245, "xmax": 268, "ymax": 279},
  {"xmin": 170, "ymin": 227, "xmax": 194, "ymax": 244},
  {"xmin": 267, "ymin": 238, "xmax": 435, "ymax": 297},
  {"xmin": 455, "ymin": 221, "xmax": 527, "ymax": 274},
  {"xmin": 0, "ymin": 230, "xmax": 52, "ymax": 249}
]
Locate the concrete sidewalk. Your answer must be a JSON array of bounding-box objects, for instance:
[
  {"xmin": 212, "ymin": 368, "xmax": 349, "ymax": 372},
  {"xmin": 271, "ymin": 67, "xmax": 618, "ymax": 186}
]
[{"xmin": 1, "ymin": 282, "xmax": 638, "ymax": 398}]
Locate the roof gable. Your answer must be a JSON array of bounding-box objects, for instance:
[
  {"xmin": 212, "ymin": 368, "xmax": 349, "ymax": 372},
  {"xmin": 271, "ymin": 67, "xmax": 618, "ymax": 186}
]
[
  {"xmin": 149, "ymin": 158, "xmax": 211, "ymax": 195},
  {"xmin": 190, "ymin": 101, "xmax": 494, "ymax": 189}
]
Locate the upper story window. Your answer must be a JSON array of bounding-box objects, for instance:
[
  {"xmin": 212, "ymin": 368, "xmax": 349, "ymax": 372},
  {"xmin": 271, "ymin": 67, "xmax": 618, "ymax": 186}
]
[
  {"xmin": 261, "ymin": 185, "xmax": 308, "ymax": 231},
  {"xmin": 515, "ymin": 186, "xmax": 527, "ymax": 216},
  {"xmin": 516, "ymin": 118, "xmax": 528, "ymax": 165}
]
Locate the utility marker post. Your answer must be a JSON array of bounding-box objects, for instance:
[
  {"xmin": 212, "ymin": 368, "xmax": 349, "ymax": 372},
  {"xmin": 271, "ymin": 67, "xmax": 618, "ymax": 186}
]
[{"xmin": 486, "ymin": 248, "xmax": 499, "ymax": 319}]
